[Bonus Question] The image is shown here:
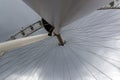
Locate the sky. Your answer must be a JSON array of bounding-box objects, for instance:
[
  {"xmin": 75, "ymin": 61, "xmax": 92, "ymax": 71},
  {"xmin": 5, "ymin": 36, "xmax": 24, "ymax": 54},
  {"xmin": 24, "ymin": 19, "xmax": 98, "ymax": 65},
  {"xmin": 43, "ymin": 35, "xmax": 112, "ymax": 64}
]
[{"xmin": 0, "ymin": 0, "xmax": 40, "ymax": 42}]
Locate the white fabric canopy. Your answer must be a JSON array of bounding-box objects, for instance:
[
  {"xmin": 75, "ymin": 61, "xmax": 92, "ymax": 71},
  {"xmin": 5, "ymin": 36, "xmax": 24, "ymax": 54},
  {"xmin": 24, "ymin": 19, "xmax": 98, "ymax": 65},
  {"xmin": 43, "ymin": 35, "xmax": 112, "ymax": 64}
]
[
  {"xmin": 0, "ymin": 9, "xmax": 120, "ymax": 80},
  {"xmin": 23, "ymin": 0, "xmax": 112, "ymax": 33}
]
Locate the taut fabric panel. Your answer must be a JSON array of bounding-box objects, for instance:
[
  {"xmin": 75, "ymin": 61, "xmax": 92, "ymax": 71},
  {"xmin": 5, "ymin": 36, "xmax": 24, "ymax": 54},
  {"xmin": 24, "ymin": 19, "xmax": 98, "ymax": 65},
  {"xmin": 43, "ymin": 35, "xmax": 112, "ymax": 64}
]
[
  {"xmin": 1, "ymin": 10, "xmax": 120, "ymax": 80},
  {"xmin": 23, "ymin": 0, "xmax": 112, "ymax": 33}
]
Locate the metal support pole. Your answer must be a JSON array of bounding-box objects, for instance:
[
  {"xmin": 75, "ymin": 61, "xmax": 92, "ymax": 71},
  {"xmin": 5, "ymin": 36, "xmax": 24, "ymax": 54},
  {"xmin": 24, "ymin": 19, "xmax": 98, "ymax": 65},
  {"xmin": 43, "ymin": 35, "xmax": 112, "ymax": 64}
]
[{"xmin": 54, "ymin": 33, "xmax": 65, "ymax": 46}]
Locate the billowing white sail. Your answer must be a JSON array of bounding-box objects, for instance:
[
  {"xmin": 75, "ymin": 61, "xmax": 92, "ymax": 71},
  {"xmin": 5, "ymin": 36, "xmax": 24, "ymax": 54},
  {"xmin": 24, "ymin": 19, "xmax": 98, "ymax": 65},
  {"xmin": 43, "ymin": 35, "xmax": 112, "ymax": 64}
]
[{"xmin": 23, "ymin": 0, "xmax": 112, "ymax": 33}]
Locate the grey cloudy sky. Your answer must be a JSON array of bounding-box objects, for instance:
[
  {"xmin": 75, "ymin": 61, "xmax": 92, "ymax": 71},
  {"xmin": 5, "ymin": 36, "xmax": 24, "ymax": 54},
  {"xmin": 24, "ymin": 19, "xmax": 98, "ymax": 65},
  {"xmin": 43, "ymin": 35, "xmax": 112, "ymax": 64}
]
[{"xmin": 0, "ymin": 0, "xmax": 40, "ymax": 42}]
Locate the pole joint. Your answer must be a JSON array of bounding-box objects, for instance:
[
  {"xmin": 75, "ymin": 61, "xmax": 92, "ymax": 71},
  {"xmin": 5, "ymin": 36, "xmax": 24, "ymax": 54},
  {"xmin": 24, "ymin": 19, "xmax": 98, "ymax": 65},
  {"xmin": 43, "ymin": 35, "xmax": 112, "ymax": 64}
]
[{"xmin": 54, "ymin": 33, "xmax": 65, "ymax": 46}]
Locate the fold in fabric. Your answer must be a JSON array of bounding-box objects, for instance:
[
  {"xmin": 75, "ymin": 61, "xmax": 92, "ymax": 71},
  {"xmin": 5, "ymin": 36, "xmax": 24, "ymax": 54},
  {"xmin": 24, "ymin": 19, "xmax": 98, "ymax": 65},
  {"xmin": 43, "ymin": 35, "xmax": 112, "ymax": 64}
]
[{"xmin": 23, "ymin": 0, "xmax": 112, "ymax": 33}]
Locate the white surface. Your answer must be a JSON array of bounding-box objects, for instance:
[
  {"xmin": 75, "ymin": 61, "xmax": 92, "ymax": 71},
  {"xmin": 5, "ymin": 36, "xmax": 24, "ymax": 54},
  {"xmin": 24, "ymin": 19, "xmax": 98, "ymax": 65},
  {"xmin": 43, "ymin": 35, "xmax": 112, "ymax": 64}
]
[
  {"xmin": 0, "ymin": 34, "xmax": 48, "ymax": 56},
  {"xmin": 0, "ymin": 10, "xmax": 120, "ymax": 80},
  {"xmin": 23, "ymin": 0, "xmax": 112, "ymax": 33}
]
